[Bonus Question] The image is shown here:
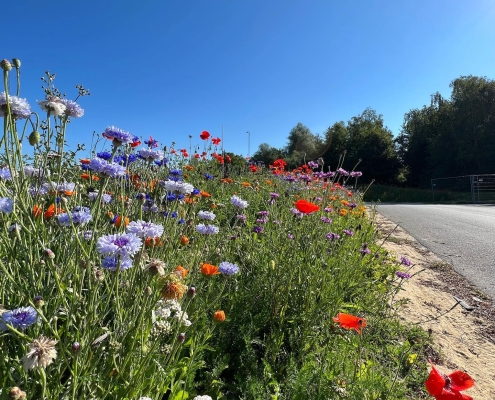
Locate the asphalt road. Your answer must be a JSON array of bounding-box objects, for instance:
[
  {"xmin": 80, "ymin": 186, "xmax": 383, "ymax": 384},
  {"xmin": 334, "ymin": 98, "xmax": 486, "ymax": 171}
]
[{"xmin": 376, "ymin": 204, "xmax": 495, "ymax": 299}]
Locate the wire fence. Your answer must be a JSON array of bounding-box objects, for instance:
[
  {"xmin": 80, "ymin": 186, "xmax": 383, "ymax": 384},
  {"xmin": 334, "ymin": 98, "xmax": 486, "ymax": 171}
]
[{"xmin": 431, "ymin": 174, "xmax": 495, "ymax": 203}]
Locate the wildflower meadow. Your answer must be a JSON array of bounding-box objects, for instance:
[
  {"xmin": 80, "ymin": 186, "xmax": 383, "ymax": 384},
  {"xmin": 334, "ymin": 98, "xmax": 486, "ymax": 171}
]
[{"xmin": 0, "ymin": 59, "xmax": 475, "ymax": 399}]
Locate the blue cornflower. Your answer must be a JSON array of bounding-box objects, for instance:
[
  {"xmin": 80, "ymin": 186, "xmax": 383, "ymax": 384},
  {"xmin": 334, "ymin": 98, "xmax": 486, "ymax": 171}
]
[
  {"xmin": 126, "ymin": 220, "xmax": 164, "ymax": 238},
  {"xmin": 96, "ymin": 151, "xmax": 113, "ymax": 160},
  {"xmin": 60, "ymin": 98, "xmax": 84, "ymax": 118},
  {"xmin": 102, "ymin": 126, "xmax": 134, "ymax": 146},
  {"xmin": 0, "ymin": 197, "xmax": 14, "ymax": 214},
  {"xmin": 198, "ymin": 210, "xmax": 216, "ymax": 221},
  {"xmin": 192, "ymin": 188, "xmax": 200, "ymax": 196},
  {"xmin": 0, "ymin": 167, "xmax": 12, "ymax": 180},
  {"xmin": 195, "ymin": 224, "xmax": 219, "ymax": 235},
  {"xmin": 0, "ymin": 92, "xmax": 31, "ymax": 119},
  {"xmin": 169, "ymin": 169, "xmax": 182, "ymax": 176},
  {"xmin": 144, "ymin": 136, "xmax": 159, "ymax": 148},
  {"xmin": 166, "ymin": 193, "xmax": 177, "ymax": 202},
  {"xmin": 57, "ymin": 207, "xmax": 92, "ymax": 226},
  {"xmin": 219, "ymin": 262, "xmax": 239, "ymax": 276},
  {"xmin": 178, "ymin": 218, "xmax": 185, "ymax": 225},
  {"xmin": 142, "ymin": 200, "xmax": 159, "ymax": 212},
  {"xmin": 155, "ymin": 158, "xmax": 168, "ymax": 166},
  {"xmin": 96, "ymin": 233, "xmax": 142, "ymax": 258},
  {"xmin": 163, "ymin": 211, "xmax": 177, "ymax": 218},
  {"xmin": 0, "ymin": 306, "xmax": 37, "ymax": 331},
  {"xmin": 204, "ymin": 173, "xmax": 213, "ymax": 180},
  {"xmin": 101, "ymin": 256, "xmax": 133, "ymax": 271},
  {"xmin": 114, "ymin": 153, "xmax": 137, "ymax": 166}
]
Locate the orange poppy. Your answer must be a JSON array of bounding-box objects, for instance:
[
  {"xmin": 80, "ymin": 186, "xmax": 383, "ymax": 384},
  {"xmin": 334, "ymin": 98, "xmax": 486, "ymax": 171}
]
[
  {"xmin": 221, "ymin": 178, "xmax": 233, "ymax": 184},
  {"xmin": 294, "ymin": 199, "xmax": 320, "ymax": 214},
  {"xmin": 180, "ymin": 235, "xmax": 189, "ymax": 245},
  {"xmin": 114, "ymin": 215, "xmax": 130, "ymax": 228},
  {"xmin": 241, "ymin": 182, "xmax": 251, "ymax": 188},
  {"xmin": 213, "ymin": 310, "xmax": 226, "ymax": 322},
  {"xmin": 79, "ymin": 158, "xmax": 91, "ymax": 164},
  {"xmin": 33, "ymin": 205, "xmax": 43, "ymax": 217},
  {"xmin": 81, "ymin": 173, "xmax": 99, "ymax": 181},
  {"xmin": 185, "ymin": 165, "xmax": 194, "ymax": 171},
  {"xmin": 200, "ymin": 190, "xmax": 211, "ymax": 198},
  {"xmin": 174, "ymin": 265, "xmax": 189, "ymax": 278},
  {"xmin": 201, "ymin": 263, "xmax": 220, "ymax": 276},
  {"xmin": 339, "ymin": 209, "xmax": 348, "ymax": 217},
  {"xmin": 333, "ymin": 313, "xmax": 367, "ymax": 334},
  {"xmin": 44, "ymin": 204, "xmax": 64, "ymax": 219}
]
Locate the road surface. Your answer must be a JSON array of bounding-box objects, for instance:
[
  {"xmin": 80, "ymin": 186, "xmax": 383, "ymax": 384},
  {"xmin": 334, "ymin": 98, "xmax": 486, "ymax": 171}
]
[{"xmin": 376, "ymin": 204, "xmax": 495, "ymax": 299}]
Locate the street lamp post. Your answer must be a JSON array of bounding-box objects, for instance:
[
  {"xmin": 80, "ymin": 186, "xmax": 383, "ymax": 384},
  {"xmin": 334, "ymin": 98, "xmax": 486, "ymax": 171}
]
[{"xmin": 246, "ymin": 131, "xmax": 250, "ymax": 159}]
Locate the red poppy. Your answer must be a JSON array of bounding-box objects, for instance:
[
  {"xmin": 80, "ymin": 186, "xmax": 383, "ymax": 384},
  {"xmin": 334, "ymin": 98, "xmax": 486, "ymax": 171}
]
[
  {"xmin": 294, "ymin": 199, "xmax": 320, "ymax": 214},
  {"xmin": 130, "ymin": 139, "xmax": 141, "ymax": 148},
  {"xmin": 425, "ymin": 361, "xmax": 474, "ymax": 400},
  {"xmin": 211, "ymin": 152, "xmax": 218, "ymax": 158},
  {"xmin": 225, "ymin": 155, "xmax": 231, "ymax": 163},
  {"xmin": 212, "ymin": 137, "xmax": 221, "ymax": 145},
  {"xmin": 333, "ymin": 313, "xmax": 367, "ymax": 334},
  {"xmin": 249, "ymin": 165, "xmax": 258, "ymax": 173},
  {"xmin": 272, "ymin": 158, "xmax": 287, "ymax": 169},
  {"xmin": 182, "ymin": 152, "xmax": 189, "ymax": 157},
  {"xmin": 170, "ymin": 149, "xmax": 176, "ymax": 154},
  {"xmin": 194, "ymin": 153, "xmax": 200, "ymax": 159},
  {"xmin": 217, "ymin": 156, "xmax": 224, "ymax": 164},
  {"xmin": 200, "ymin": 131, "xmax": 210, "ymax": 140}
]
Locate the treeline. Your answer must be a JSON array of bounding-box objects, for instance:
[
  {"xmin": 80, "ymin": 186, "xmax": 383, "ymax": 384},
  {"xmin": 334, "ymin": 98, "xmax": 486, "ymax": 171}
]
[{"xmin": 252, "ymin": 75, "xmax": 495, "ymax": 187}]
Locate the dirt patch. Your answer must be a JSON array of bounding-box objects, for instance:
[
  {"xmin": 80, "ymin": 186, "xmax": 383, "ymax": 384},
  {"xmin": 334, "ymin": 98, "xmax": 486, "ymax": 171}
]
[{"xmin": 373, "ymin": 211, "xmax": 495, "ymax": 399}]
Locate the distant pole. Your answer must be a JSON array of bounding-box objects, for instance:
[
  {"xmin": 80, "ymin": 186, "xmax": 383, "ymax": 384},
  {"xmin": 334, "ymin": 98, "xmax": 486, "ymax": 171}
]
[
  {"xmin": 222, "ymin": 125, "xmax": 225, "ymax": 177},
  {"xmin": 246, "ymin": 131, "xmax": 250, "ymax": 159}
]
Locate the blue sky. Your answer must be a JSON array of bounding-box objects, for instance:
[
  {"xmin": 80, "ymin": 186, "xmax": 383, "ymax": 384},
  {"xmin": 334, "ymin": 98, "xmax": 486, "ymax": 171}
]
[{"xmin": 3, "ymin": 0, "xmax": 495, "ymax": 158}]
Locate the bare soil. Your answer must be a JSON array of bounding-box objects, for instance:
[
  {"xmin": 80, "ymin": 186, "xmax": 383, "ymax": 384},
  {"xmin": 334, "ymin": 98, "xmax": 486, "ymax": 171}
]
[{"xmin": 373, "ymin": 211, "xmax": 495, "ymax": 399}]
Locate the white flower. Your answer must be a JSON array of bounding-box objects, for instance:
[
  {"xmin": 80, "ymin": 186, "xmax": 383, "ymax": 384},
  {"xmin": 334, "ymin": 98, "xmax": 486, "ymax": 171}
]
[
  {"xmin": 38, "ymin": 98, "xmax": 66, "ymax": 116},
  {"xmin": 21, "ymin": 336, "xmax": 58, "ymax": 370},
  {"xmin": 193, "ymin": 396, "xmax": 213, "ymax": 400}
]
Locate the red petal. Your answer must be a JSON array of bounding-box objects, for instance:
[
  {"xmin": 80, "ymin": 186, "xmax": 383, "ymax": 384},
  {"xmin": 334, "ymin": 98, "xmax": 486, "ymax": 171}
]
[
  {"xmin": 425, "ymin": 362, "xmax": 446, "ymax": 396},
  {"xmin": 448, "ymin": 370, "xmax": 474, "ymax": 391}
]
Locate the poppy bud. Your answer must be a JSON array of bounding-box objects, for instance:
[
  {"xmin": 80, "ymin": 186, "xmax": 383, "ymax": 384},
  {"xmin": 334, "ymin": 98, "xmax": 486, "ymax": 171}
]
[
  {"xmin": 1, "ymin": 59, "xmax": 12, "ymax": 71},
  {"xmin": 12, "ymin": 58, "xmax": 21, "ymax": 68},
  {"xmin": 28, "ymin": 131, "xmax": 41, "ymax": 146},
  {"xmin": 33, "ymin": 295, "xmax": 44, "ymax": 308},
  {"xmin": 180, "ymin": 235, "xmax": 189, "ymax": 245},
  {"xmin": 178, "ymin": 333, "xmax": 186, "ymax": 343},
  {"xmin": 213, "ymin": 310, "xmax": 226, "ymax": 322},
  {"xmin": 144, "ymin": 286, "xmax": 152, "ymax": 296}
]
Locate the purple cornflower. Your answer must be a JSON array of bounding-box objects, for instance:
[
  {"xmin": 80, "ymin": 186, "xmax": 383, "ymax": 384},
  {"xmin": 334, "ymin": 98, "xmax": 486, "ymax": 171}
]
[
  {"xmin": 351, "ymin": 171, "xmax": 362, "ymax": 178},
  {"xmin": 326, "ymin": 232, "xmax": 340, "ymax": 241},
  {"xmin": 256, "ymin": 218, "xmax": 269, "ymax": 224},
  {"xmin": 257, "ymin": 211, "xmax": 269, "ymax": 216},
  {"xmin": 324, "ymin": 207, "xmax": 333, "ymax": 213},
  {"xmin": 236, "ymin": 214, "xmax": 247, "ymax": 221},
  {"xmin": 0, "ymin": 167, "xmax": 12, "ymax": 180},
  {"xmin": 101, "ymin": 256, "xmax": 133, "ymax": 271},
  {"xmin": 252, "ymin": 226, "xmax": 263, "ymax": 234},
  {"xmin": 400, "ymin": 256, "xmax": 412, "ymax": 266},
  {"xmin": 360, "ymin": 248, "xmax": 371, "ymax": 255},
  {"xmin": 138, "ymin": 148, "xmax": 164, "ymax": 161},
  {"xmin": 320, "ymin": 217, "xmax": 332, "ymax": 224},
  {"xmin": 290, "ymin": 208, "xmax": 304, "ymax": 218},
  {"xmin": 195, "ymin": 224, "xmax": 219, "ymax": 235},
  {"xmin": 284, "ymin": 175, "xmax": 296, "ymax": 182},
  {"xmin": 0, "ymin": 306, "xmax": 37, "ymax": 331},
  {"xmin": 60, "ymin": 98, "xmax": 84, "ymax": 118},
  {"xmin": 142, "ymin": 200, "xmax": 159, "ymax": 212},
  {"xmin": 343, "ymin": 229, "xmax": 354, "ymax": 236},
  {"xmin": 57, "ymin": 206, "xmax": 92, "ymax": 226},
  {"xmin": 231, "ymin": 195, "xmax": 248, "ymax": 209},
  {"xmin": 96, "ymin": 233, "xmax": 142, "ymax": 258},
  {"xmin": 81, "ymin": 230, "xmax": 93, "ymax": 241},
  {"xmin": 197, "ymin": 210, "xmax": 216, "ymax": 221},
  {"xmin": 219, "ymin": 262, "xmax": 239, "ymax": 276},
  {"xmin": 0, "ymin": 197, "xmax": 14, "ymax": 214},
  {"xmin": 307, "ymin": 161, "xmax": 319, "ymax": 169},
  {"xmin": 126, "ymin": 220, "xmax": 164, "ymax": 238},
  {"xmin": 288, "ymin": 233, "xmax": 294, "ymax": 239},
  {"xmin": 89, "ymin": 158, "xmax": 126, "ymax": 177},
  {"xmin": 270, "ymin": 192, "xmax": 279, "ymax": 199},
  {"xmin": 396, "ymin": 271, "xmax": 411, "ymax": 279},
  {"xmin": 0, "ymin": 92, "xmax": 31, "ymax": 119},
  {"xmin": 103, "ymin": 126, "xmax": 134, "ymax": 146},
  {"xmin": 337, "ymin": 168, "xmax": 349, "ymax": 177},
  {"xmin": 144, "ymin": 136, "xmax": 159, "ymax": 148}
]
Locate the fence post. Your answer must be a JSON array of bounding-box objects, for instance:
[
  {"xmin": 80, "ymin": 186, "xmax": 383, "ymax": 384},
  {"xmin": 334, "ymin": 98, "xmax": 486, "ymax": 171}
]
[
  {"xmin": 470, "ymin": 175, "xmax": 475, "ymax": 203},
  {"xmin": 431, "ymin": 179, "xmax": 435, "ymax": 202}
]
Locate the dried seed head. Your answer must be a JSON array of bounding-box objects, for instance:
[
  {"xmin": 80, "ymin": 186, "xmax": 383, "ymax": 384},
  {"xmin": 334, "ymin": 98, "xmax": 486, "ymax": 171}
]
[
  {"xmin": 21, "ymin": 336, "xmax": 58, "ymax": 370},
  {"xmin": 9, "ymin": 387, "xmax": 26, "ymax": 399},
  {"xmin": 145, "ymin": 258, "xmax": 165, "ymax": 276}
]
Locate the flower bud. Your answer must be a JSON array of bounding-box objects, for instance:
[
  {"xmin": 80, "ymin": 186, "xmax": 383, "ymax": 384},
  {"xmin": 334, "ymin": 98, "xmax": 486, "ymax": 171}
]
[
  {"xmin": 12, "ymin": 58, "xmax": 21, "ymax": 68},
  {"xmin": 44, "ymin": 248, "xmax": 55, "ymax": 259},
  {"xmin": 33, "ymin": 295, "xmax": 44, "ymax": 308},
  {"xmin": 28, "ymin": 131, "xmax": 40, "ymax": 146},
  {"xmin": 9, "ymin": 387, "xmax": 26, "ymax": 399},
  {"xmin": 145, "ymin": 286, "xmax": 152, "ymax": 296},
  {"xmin": 187, "ymin": 286, "xmax": 196, "ymax": 298},
  {"xmin": 72, "ymin": 341, "xmax": 81, "ymax": 353},
  {"xmin": 178, "ymin": 332, "xmax": 186, "ymax": 343},
  {"xmin": 1, "ymin": 59, "xmax": 12, "ymax": 72}
]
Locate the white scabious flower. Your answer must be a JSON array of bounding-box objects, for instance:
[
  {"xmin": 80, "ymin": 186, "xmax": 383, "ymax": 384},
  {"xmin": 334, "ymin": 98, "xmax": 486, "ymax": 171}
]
[
  {"xmin": 160, "ymin": 180, "xmax": 194, "ymax": 195},
  {"xmin": 38, "ymin": 98, "xmax": 66, "ymax": 116}
]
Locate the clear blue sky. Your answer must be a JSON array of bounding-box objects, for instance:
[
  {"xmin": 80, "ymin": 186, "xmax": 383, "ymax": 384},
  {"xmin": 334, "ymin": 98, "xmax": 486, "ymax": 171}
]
[{"xmin": 3, "ymin": 0, "xmax": 495, "ymax": 158}]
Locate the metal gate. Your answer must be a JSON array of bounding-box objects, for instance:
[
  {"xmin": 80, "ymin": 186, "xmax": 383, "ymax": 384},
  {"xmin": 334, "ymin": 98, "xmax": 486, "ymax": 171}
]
[{"xmin": 431, "ymin": 174, "xmax": 495, "ymax": 203}]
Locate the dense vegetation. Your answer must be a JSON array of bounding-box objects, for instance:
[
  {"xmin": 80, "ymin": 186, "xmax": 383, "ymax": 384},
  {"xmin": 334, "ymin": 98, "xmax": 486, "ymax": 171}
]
[{"xmin": 253, "ymin": 76, "xmax": 495, "ymax": 187}]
